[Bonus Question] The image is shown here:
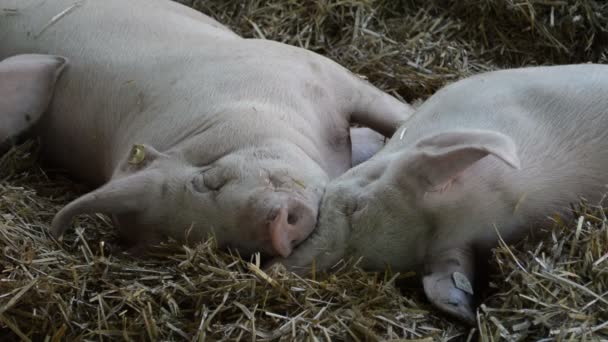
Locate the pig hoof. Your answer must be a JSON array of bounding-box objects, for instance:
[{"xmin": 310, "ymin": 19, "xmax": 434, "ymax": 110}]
[{"xmin": 423, "ymin": 272, "xmax": 476, "ymax": 325}]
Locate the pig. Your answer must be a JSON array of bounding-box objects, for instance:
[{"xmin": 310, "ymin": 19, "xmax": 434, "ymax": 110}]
[
  {"xmin": 0, "ymin": 54, "xmax": 67, "ymax": 154},
  {"xmin": 349, "ymin": 127, "xmax": 387, "ymax": 167},
  {"xmin": 0, "ymin": 0, "xmax": 413, "ymax": 257},
  {"xmin": 273, "ymin": 64, "xmax": 608, "ymax": 324}
]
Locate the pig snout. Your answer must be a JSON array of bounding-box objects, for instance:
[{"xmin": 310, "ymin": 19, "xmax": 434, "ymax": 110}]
[{"xmin": 267, "ymin": 198, "xmax": 316, "ymax": 258}]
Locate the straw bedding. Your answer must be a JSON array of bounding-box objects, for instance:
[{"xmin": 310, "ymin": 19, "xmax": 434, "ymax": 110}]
[{"xmin": 1, "ymin": 0, "xmax": 607, "ymax": 340}]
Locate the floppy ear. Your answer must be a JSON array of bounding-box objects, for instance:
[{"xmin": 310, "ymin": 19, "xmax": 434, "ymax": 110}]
[
  {"xmin": 50, "ymin": 144, "xmax": 168, "ymax": 238},
  {"xmin": 396, "ymin": 129, "xmax": 520, "ymax": 192},
  {"xmin": 0, "ymin": 54, "xmax": 68, "ymax": 152}
]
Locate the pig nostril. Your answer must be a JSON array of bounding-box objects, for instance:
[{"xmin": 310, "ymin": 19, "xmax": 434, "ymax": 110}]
[{"xmin": 287, "ymin": 213, "xmax": 298, "ymax": 225}]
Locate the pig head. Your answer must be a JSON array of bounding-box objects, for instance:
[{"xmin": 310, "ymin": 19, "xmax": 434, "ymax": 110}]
[
  {"xmin": 51, "ymin": 140, "xmax": 326, "ymax": 258},
  {"xmin": 273, "ymin": 129, "xmax": 522, "ymax": 323}
]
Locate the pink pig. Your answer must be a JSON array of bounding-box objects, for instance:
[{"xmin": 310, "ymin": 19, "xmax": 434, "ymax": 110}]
[{"xmin": 273, "ymin": 64, "xmax": 608, "ymax": 324}]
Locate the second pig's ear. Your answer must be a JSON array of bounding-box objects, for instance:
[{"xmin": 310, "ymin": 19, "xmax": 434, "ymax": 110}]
[{"xmin": 392, "ymin": 129, "xmax": 521, "ymax": 193}]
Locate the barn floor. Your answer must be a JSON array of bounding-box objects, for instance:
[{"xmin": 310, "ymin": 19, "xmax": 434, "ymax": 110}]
[{"xmin": 1, "ymin": 0, "xmax": 607, "ymax": 340}]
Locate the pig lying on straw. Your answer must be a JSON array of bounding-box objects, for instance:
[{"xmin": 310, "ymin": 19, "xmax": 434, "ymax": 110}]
[{"xmin": 274, "ymin": 64, "xmax": 608, "ymax": 324}]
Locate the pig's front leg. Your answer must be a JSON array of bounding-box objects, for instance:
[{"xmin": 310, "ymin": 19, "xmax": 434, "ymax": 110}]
[
  {"xmin": 350, "ymin": 127, "xmax": 386, "ymax": 167},
  {"xmin": 0, "ymin": 54, "xmax": 67, "ymax": 155},
  {"xmin": 348, "ymin": 80, "xmax": 414, "ymax": 138},
  {"xmin": 422, "ymin": 245, "xmax": 477, "ymax": 325}
]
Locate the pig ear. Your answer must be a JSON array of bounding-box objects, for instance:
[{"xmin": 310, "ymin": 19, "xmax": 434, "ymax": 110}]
[
  {"xmin": 0, "ymin": 54, "xmax": 68, "ymax": 151},
  {"xmin": 50, "ymin": 144, "xmax": 168, "ymax": 238},
  {"xmin": 50, "ymin": 170, "xmax": 162, "ymax": 238},
  {"xmin": 402, "ymin": 129, "xmax": 520, "ymax": 191}
]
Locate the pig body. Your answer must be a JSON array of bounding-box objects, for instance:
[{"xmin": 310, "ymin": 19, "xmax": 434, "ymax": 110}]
[
  {"xmin": 0, "ymin": 0, "xmax": 413, "ymax": 257},
  {"xmin": 276, "ymin": 64, "xmax": 608, "ymax": 323}
]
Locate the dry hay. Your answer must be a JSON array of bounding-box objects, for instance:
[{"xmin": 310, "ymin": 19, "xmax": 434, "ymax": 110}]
[{"xmin": 2, "ymin": 0, "xmax": 608, "ymax": 340}]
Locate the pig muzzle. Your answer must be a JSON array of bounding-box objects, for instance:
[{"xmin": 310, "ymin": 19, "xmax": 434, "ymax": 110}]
[{"xmin": 267, "ymin": 197, "xmax": 317, "ymax": 258}]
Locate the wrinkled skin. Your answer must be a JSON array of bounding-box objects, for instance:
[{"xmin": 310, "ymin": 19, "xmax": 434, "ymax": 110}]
[
  {"xmin": 0, "ymin": 0, "xmax": 413, "ymax": 257},
  {"xmin": 274, "ymin": 64, "xmax": 608, "ymax": 324}
]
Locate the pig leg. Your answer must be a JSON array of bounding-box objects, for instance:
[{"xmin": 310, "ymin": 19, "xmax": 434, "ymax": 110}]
[
  {"xmin": 0, "ymin": 54, "xmax": 68, "ymax": 155},
  {"xmin": 349, "ymin": 81, "xmax": 415, "ymax": 137},
  {"xmin": 350, "ymin": 127, "xmax": 386, "ymax": 166},
  {"xmin": 422, "ymin": 245, "xmax": 476, "ymax": 325}
]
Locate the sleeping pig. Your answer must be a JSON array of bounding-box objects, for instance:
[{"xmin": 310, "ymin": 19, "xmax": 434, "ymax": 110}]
[
  {"xmin": 272, "ymin": 64, "xmax": 608, "ymax": 324},
  {"xmin": 0, "ymin": 0, "xmax": 413, "ymax": 257}
]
